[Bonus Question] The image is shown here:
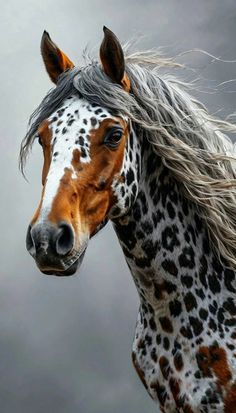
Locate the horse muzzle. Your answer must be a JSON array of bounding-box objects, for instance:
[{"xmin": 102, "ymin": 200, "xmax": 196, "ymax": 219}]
[{"xmin": 26, "ymin": 221, "xmax": 87, "ymax": 276}]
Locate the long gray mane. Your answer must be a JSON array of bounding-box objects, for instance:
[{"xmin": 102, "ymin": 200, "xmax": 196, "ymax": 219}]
[{"xmin": 20, "ymin": 49, "xmax": 236, "ymax": 269}]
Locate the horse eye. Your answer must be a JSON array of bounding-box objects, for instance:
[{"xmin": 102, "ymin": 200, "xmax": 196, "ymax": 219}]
[{"xmin": 104, "ymin": 128, "xmax": 123, "ymax": 149}]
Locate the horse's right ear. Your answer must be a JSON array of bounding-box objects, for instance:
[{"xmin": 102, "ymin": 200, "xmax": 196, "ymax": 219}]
[
  {"xmin": 40, "ymin": 31, "xmax": 74, "ymax": 84},
  {"xmin": 100, "ymin": 26, "xmax": 130, "ymax": 92}
]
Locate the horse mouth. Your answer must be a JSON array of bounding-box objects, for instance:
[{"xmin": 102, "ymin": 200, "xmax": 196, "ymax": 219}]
[{"xmin": 40, "ymin": 249, "xmax": 86, "ymax": 277}]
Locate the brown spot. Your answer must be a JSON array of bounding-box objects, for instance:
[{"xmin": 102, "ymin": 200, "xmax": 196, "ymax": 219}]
[
  {"xmin": 137, "ymin": 338, "xmax": 145, "ymax": 350},
  {"xmin": 159, "ymin": 356, "xmax": 170, "ymax": 380},
  {"xmin": 159, "ymin": 316, "xmax": 173, "ymax": 333},
  {"xmin": 224, "ymin": 382, "xmax": 236, "ymax": 413},
  {"xmin": 174, "ymin": 352, "xmax": 184, "ymax": 371},
  {"xmin": 150, "ymin": 380, "xmax": 167, "ymax": 407},
  {"xmin": 196, "ymin": 345, "xmax": 232, "ymax": 387},
  {"xmin": 196, "ymin": 347, "xmax": 212, "ymax": 377},
  {"xmin": 210, "ymin": 345, "xmax": 232, "ymax": 386},
  {"xmin": 132, "ymin": 352, "xmax": 148, "ymax": 390},
  {"xmin": 169, "ymin": 377, "xmax": 181, "ymax": 406},
  {"xmin": 183, "ymin": 405, "xmax": 195, "ymax": 413}
]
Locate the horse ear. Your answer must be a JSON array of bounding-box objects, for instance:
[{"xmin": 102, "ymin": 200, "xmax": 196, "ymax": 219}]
[
  {"xmin": 40, "ymin": 31, "xmax": 74, "ymax": 84},
  {"xmin": 100, "ymin": 26, "xmax": 130, "ymax": 92}
]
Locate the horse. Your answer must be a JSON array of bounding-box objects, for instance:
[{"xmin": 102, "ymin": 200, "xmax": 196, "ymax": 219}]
[{"xmin": 20, "ymin": 27, "xmax": 236, "ymax": 412}]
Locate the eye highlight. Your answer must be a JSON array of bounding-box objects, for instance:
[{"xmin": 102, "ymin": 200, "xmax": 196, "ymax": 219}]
[{"xmin": 104, "ymin": 127, "xmax": 123, "ymax": 149}]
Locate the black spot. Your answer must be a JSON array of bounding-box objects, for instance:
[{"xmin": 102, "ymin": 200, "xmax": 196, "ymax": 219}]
[
  {"xmin": 169, "ymin": 299, "xmax": 182, "ymax": 317},
  {"xmin": 62, "ymin": 127, "xmax": 67, "ymax": 134},
  {"xmin": 202, "ymin": 235, "xmax": 210, "ymax": 255},
  {"xmin": 149, "ymin": 317, "xmax": 157, "ymax": 331},
  {"xmin": 194, "ymin": 370, "xmax": 201, "ymax": 379},
  {"xmin": 181, "ymin": 275, "xmax": 193, "ymax": 288},
  {"xmin": 209, "ymin": 303, "xmax": 217, "ymax": 315},
  {"xmin": 132, "ymin": 183, "xmax": 137, "ymax": 197},
  {"xmin": 80, "ymin": 128, "xmax": 85, "ymax": 134},
  {"xmin": 133, "ymin": 203, "xmax": 141, "ymax": 221},
  {"xmin": 80, "ymin": 147, "xmax": 87, "ymax": 158},
  {"xmin": 146, "ymin": 152, "xmax": 157, "ymax": 175},
  {"xmin": 156, "ymin": 334, "xmax": 161, "ymax": 345},
  {"xmin": 151, "ymin": 348, "xmax": 157, "ymax": 363},
  {"xmin": 120, "ymin": 186, "xmax": 125, "ymax": 198},
  {"xmin": 162, "ymin": 225, "xmax": 180, "ymax": 253},
  {"xmin": 223, "ymin": 298, "xmax": 236, "ymax": 315},
  {"xmin": 184, "ymin": 292, "xmax": 197, "ymax": 312},
  {"xmin": 217, "ymin": 308, "xmax": 225, "ymax": 323},
  {"xmin": 142, "ymin": 239, "xmax": 158, "ymax": 260},
  {"xmin": 129, "ymin": 131, "xmax": 134, "ymax": 149},
  {"xmin": 91, "ymin": 117, "xmax": 97, "ymax": 127},
  {"xmin": 145, "ymin": 334, "xmax": 152, "ymax": 346},
  {"xmin": 124, "ymin": 197, "xmax": 130, "ymax": 209},
  {"xmin": 136, "ymin": 230, "xmax": 144, "ymax": 240},
  {"xmin": 188, "ymin": 224, "xmax": 196, "ymax": 245},
  {"xmin": 78, "ymin": 136, "xmax": 85, "ymax": 146},
  {"xmin": 153, "ymin": 210, "xmax": 165, "ymax": 225},
  {"xmin": 95, "ymin": 108, "xmax": 103, "ymax": 115},
  {"xmin": 182, "ymin": 199, "xmax": 189, "ymax": 216},
  {"xmin": 179, "ymin": 246, "xmax": 195, "ymax": 269},
  {"xmin": 162, "ymin": 259, "xmax": 178, "ymax": 277},
  {"xmin": 208, "ymin": 318, "xmax": 217, "ymax": 331},
  {"xmin": 180, "ymin": 325, "xmax": 193, "ymax": 339},
  {"xmin": 189, "ymin": 316, "xmax": 203, "ymax": 336},
  {"xmin": 141, "ymin": 220, "xmax": 153, "ymax": 235},
  {"xmin": 225, "ymin": 318, "xmax": 236, "ymax": 327},
  {"xmin": 163, "ymin": 337, "xmax": 170, "ymax": 350},
  {"xmin": 67, "ymin": 118, "xmax": 75, "ymax": 126},
  {"xmin": 167, "ymin": 202, "xmax": 175, "ymax": 219},
  {"xmin": 199, "ymin": 256, "xmax": 208, "ymax": 288},
  {"xmin": 199, "ymin": 308, "xmax": 208, "ymax": 320},
  {"xmin": 195, "ymin": 288, "xmax": 205, "ymax": 300},
  {"xmin": 53, "ymin": 152, "xmax": 59, "ymax": 157},
  {"xmin": 127, "ymin": 168, "xmax": 135, "ymax": 186},
  {"xmin": 208, "ymin": 274, "xmax": 221, "ymax": 294},
  {"xmin": 137, "ymin": 191, "xmax": 148, "ymax": 214},
  {"xmin": 224, "ymin": 269, "xmax": 236, "ymax": 293}
]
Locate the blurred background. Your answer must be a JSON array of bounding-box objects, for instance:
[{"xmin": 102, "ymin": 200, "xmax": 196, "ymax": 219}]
[{"xmin": 0, "ymin": 1, "xmax": 236, "ymax": 412}]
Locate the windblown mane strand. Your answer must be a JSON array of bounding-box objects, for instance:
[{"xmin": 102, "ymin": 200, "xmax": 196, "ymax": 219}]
[
  {"xmin": 20, "ymin": 50, "xmax": 236, "ymax": 269},
  {"xmin": 19, "ymin": 68, "xmax": 80, "ymax": 173}
]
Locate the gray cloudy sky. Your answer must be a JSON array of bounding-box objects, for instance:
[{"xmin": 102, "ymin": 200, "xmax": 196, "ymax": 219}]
[{"xmin": 1, "ymin": 1, "xmax": 236, "ymax": 412}]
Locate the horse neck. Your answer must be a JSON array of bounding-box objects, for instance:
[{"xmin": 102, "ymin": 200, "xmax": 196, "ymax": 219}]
[{"xmin": 113, "ymin": 138, "xmax": 235, "ymax": 323}]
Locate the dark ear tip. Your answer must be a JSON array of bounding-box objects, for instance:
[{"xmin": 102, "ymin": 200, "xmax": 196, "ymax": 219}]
[
  {"xmin": 42, "ymin": 30, "xmax": 50, "ymax": 39},
  {"xmin": 103, "ymin": 26, "xmax": 108, "ymax": 33}
]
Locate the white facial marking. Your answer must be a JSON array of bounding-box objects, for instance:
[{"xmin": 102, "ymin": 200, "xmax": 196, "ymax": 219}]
[{"xmin": 38, "ymin": 96, "xmax": 111, "ymax": 222}]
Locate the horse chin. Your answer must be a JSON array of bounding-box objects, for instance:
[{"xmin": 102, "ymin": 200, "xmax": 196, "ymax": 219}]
[{"xmin": 40, "ymin": 249, "xmax": 86, "ymax": 277}]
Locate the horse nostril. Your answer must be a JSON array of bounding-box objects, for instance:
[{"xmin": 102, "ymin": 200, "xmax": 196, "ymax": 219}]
[
  {"xmin": 55, "ymin": 223, "xmax": 74, "ymax": 256},
  {"xmin": 26, "ymin": 225, "xmax": 36, "ymax": 256}
]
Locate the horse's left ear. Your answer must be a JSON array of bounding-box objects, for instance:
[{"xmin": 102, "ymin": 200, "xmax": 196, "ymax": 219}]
[
  {"xmin": 100, "ymin": 26, "xmax": 130, "ymax": 92},
  {"xmin": 41, "ymin": 31, "xmax": 74, "ymax": 84}
]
